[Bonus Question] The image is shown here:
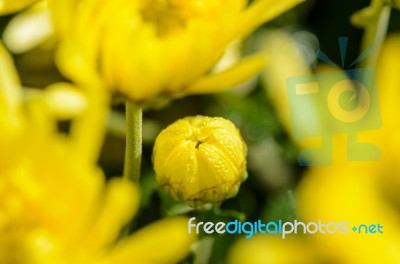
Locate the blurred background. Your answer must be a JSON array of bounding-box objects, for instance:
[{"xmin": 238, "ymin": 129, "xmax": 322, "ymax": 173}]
[{"xmin": 2, "ymin": 0, "xmax": 400, "ymax": 263}]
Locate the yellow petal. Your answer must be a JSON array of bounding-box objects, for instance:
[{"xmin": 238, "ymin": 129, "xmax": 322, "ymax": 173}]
[
  {"xmin": 47, "ymin": 0, "xmax": 80, "ymax": 38},
  {"xmin": 376, "ymin": 34, "xmax": 400, "ymax": 148},
  {"xmin": 42, "ymin": 83, "xmax": 88, "ymax": 120},
  {"xmin": 235, "ymin": 0, "xmax": 304, "ymax": 38},
  {"xmin": 0, "ymin": 0, "xmax": 39, "ymax": 15},
  {"xmin": 83, "ymin": 178, "xmax": 139, "ymax": 252},
  {"xmin": 262, "ymin": 31, "xmax": 309, "ymax": 130},
  {"xmin": 187, "ymin": 54, "xmax": 265, "ymax": 94},
  {"xmin": 0, "ymin": 42, "xmax": 22, "ymax": 115},
  {"xmin": 101, "ymin": 217, "xmax": 196, "ymax": 264},
  {"xmin": 3, "ymin": 1, "xmax": 53, "ymax": 54},
  {"xmin": 297, "ymin": 166, "xmax": 400, "ymax": 263}
]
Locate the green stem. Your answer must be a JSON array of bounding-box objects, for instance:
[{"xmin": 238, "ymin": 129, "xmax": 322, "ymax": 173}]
[
  {"xmin": 359, "ymin": 0, "xmax": 391, "ymax": 68},
  {"xmin": 123, "ymin": 101, "xmax": 142, "ymax": 183}
]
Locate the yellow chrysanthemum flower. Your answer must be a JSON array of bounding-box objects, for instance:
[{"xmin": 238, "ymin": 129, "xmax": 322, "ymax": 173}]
[
  {"xmin": 48, "ymin": 0, "xmax": 303, "ymax": 103},
  {"xmin": 262, "ymin": 33, "xmax": 400, "ymax": 263},
  {"xmin": 152, "ymin": 116, "xmax": 247, "ymax": 207},
  {"xmin": 0, "ymin": 43, "xmax": 195, "ymax": 264},
  {"xmin": 0, "ymin": 0, "xmax": 40, "ymax": 15}
]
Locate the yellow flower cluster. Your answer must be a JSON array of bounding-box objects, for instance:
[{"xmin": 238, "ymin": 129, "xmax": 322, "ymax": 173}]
[{"xmin": 0, "ymin": 43, "xmax": 195, "ymax": 264}]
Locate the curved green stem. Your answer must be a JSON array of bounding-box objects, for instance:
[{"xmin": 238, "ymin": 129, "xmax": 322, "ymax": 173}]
[{"xmin": 123, "ymin": 101, "xmax": 142, "ymax": 183}]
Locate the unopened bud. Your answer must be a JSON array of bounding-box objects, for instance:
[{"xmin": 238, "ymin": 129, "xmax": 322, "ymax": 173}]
[{"xmin": 152, "ymin": 116, "xmax": 247, "ymax": 207}]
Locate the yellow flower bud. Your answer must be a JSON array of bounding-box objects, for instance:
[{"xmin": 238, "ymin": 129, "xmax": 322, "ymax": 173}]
[{"xmin": 152, "ymin": 116, "xmax": 247, "ymax": 207}]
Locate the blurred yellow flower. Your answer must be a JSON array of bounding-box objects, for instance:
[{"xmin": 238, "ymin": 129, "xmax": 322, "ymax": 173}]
[
  {"xmin": 152, "ymin": 116, "xmax": 247, "ymax": 207},
  {"xmin": 297, "ymin": 164, "xmax": 400, "ymax": 264},
  {"xmin": 0, "ymin": 43, "xmax": 195, "ymax": 263},
  {"xmin": 372, "ymin": 34, "xmax": 400, "ymax": 190},
  {"xmin": 261, "ymin": 31, "xmax": 382, "ymax": 165},
  {"xmin": 262, "ymin": 32, "xmax": 400, "ymax": 175},
  {"xmin": 48, "ymin": 0, "xmax": 303, "ymax": 103},
  {"xmin": 228, "ymin": 235, "xmax": 316, "ymax": 264},
  {"xmin": 262, "ymin": 32, "xmax": 400, "ymax": 263},
  {"xmin": 262, "ymin": 31, "xmax": 311, "ymax": 134},
  {"xmin": 0, "ymin": 0, "xmax": 40, "ymax": 15},
  {"xmin": 261, "ymin": 31, "xmax": 334, "ymax": 164}
]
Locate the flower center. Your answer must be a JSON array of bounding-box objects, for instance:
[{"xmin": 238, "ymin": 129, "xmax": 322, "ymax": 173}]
[{"xmin": 139, "ymin": 0, "xmax": 199, "ymax": 36}]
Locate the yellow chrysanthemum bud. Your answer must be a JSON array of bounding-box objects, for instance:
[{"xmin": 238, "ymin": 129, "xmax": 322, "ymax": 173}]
[{"xmin": 152, "ymin": 116, "xmax": 247, "ymax": 207}]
